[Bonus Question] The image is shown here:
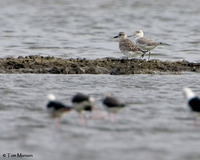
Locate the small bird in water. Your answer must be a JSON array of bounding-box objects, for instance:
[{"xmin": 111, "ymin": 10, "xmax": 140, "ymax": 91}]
[
  {"xmin": 47, "ymin": 94, "xmax": 72, "ymax": 125},
  {"xmin": 183, "ymin": 87, "xmax": 200, "ymax": 127},
  {"xmin": 114, "ymin": 32, "xmax": 146, "ymax": 59},
  {"xmin": 72, "ymin": 93, "xmax": 103, "ymax": 125},
  {"xmin": 102, "ymin": 93, "xmax": 126, "ymax": 121},
  {"xmin": 128, "ymin": 29, "xmax": 169, "ymax": 61},
  {"xmin": 183, "ymin": 88, "xmax": 200, "ymax": 112}
]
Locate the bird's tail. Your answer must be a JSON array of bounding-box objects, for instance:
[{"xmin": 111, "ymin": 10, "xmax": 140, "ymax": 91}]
[
  {"xmin": 159, "ymin": 42, "xmax": 170, "ymax": 46},
  {"xmin": 141, "ymin": 49, "xmax": 148, "ymax": 54}
]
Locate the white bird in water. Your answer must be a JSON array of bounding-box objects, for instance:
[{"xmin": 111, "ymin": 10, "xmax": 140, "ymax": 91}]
[
  {"xmin": 114, "ymin": 32, "xmax": 147, "ymax": 59},
  {"xmin": 128, "ymin": 30, "xmax": 169, "ymax": 61}
]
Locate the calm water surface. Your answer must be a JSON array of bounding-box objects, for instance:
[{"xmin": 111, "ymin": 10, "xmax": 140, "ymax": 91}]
[
  {"xmin": 0, "ymin": 73, "xmax": 200, "ymax": 160},
  {"xmin": 0, "ymin": 0, "xmax": 200, "ymax": 160},
  {"xmin": 0, "ymin": 0, "xmax": 200, "ymax": 61}
]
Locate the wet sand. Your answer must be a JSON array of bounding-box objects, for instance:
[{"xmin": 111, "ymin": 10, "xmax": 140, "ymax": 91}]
[{"xmin": 0, "ymin": 55, "xmax": 199, "ymax": 74}]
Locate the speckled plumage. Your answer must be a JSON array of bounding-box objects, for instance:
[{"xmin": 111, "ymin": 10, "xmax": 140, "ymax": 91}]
[{"xmin": 114, "ymin": 32, "xmax": 146, "ymax": 58}]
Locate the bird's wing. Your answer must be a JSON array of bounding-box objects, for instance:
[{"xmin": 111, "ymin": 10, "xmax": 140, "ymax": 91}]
[
  {"xmin": 103, "ymin": 97, "xmax": 124, "ymax": 107},
  {"xmin": 72, "ymin": 93, "xmax": 89, "ymax": 103},
  {"xmin": 137, "ymin": 37, "xmax": 159, "ymax": 46},
  {"xmin": 120, "ymin": 39, "xmax": 145, "ymax": 52},
  {"xmin": 47, "ymin": 101, "xmax": 71, "ymax": 110}
]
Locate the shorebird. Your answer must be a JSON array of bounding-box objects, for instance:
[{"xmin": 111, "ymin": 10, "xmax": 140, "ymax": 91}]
[
  {"xmin": 47, "ymin": 94, "xmax": 72, "ymax": 125},
  {"xmin": 114, "ymin": 32, "xmax": 146, "ymax": 59},
  {"xmin": 128, "ymin": 29, "xmax": 169, "ymax": 61},
  {"xmin": 183, "ymin": 88, "xmax": 200, "ymax": 112},
  {"xmin": 102, "ymin": 93, "xmax": 126, "ymax": 121},
  {"xmin": 72, "ymin": 93, "xmax": 103, "ymax": 125}
]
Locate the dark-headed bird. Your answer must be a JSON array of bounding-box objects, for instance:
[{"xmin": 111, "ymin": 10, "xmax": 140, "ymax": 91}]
[
  {"xmin": 72, "ymin": 93, "xmax": 103, "ymax": 125},
  {"xmin": 47, "ymin": 94, "xmax": 72, "ymax": 125},
  {"xmin": 103, "ymin": 93, "xmax": 126, "ymax": 121},
  {"xmin": 183, "ymin": 88, "xmax": 200, "ymax": 112}
]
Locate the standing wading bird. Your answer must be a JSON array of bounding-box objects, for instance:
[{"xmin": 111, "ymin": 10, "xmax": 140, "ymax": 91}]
[
  {"xmin": 114, "ymin": 32, "xmax": 147, "ymax": 59},
  {"xmin": 72, "ymin": 93, "xmax": 103, "ymax": 125},
  {"xmin": 128, "ymin": 30, "xmax": 169, "ymax": 61},
  {"xmin": 47, "ymin": 94, "xmax": 72, "ymax": 125},
  {"xmin": 183, "ymin": 88, "xmax": 200, "ymax": 112},
  {"xmin": 103, "ymin": 93, "xmax": 126, "ymax": 122},
  {"xmin": 183, "ymin": 88, "xmax": 200, "ymax": 127}
]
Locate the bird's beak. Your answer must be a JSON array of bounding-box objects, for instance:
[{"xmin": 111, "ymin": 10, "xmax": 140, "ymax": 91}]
[
  {"xmin": 128, "ymin": 34, "xmax": 135, "ymax": 37},
  {"xmin": 113, "ymin": 35, "xmax": 119, "ymax": 38}
]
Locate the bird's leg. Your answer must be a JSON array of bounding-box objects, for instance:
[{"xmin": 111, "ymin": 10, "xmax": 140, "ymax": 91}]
[
  {"xmin": 92, "ymin": 106, "xmax": 104, "ymax": 119},
  {"xmin": 193, "ymin": 114, "xmax": 200, "ymax": 128},
  {"xmin": 193, "ymin": 116, "xmax": 197, "ymax": 128},
  {"xmin": 148, "ymin": 51, "xmax": 151, "ymax": 61},
  {"xmin": 109, "ymin": 113, "xmax": 112, "ymax": 122},
  {"xmin": 109, "ymin": 113, "xmax": 117, "ymax": 122},
  {"xmin": 140, "ymin": 50, "xmax": 148, "ymax": 59},
  {"xmin": 80, "ymin": 113, "xmax": 85, "ymax": 125},
  {"xmin": 56, "ymin": 118, "xmax": 62, "ymax": 129},
  {"xmin": 139, "ymin": 53, "xmax": 145, "ymax": 59}
]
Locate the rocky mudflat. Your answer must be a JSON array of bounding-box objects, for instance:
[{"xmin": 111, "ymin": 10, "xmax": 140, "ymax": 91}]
[{"xmin": 0, "ymin": 55, "xmax": 199, "ymax": 74}]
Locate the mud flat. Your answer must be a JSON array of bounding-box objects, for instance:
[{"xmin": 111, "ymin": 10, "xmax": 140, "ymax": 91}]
[{"xmin": 0, "ymin": 55, "xmax": 199, "ymax": 74}]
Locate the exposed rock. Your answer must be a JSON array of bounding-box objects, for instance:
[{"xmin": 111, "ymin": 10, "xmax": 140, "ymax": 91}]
[{"xmin": 0, "ymin": 56, "xmax": 199, "ymax": 74}]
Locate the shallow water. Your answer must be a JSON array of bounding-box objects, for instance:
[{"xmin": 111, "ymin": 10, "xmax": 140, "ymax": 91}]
[
  {"xmin": 0, "ymin": 73, "xmax": 200, "ymax": 160},
  {"xmin": 0, "ymin": 1, "xmax": 200, "ymax": 160},
  {"xmin": 0, "ymin": 0, "xmax": 200, "ymax": 62}
]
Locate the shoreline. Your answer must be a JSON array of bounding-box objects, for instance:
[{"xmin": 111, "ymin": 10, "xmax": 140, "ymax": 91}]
[{"xmin": 0, "ymin": 55, "xmax": 199, "ymax": 74}]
